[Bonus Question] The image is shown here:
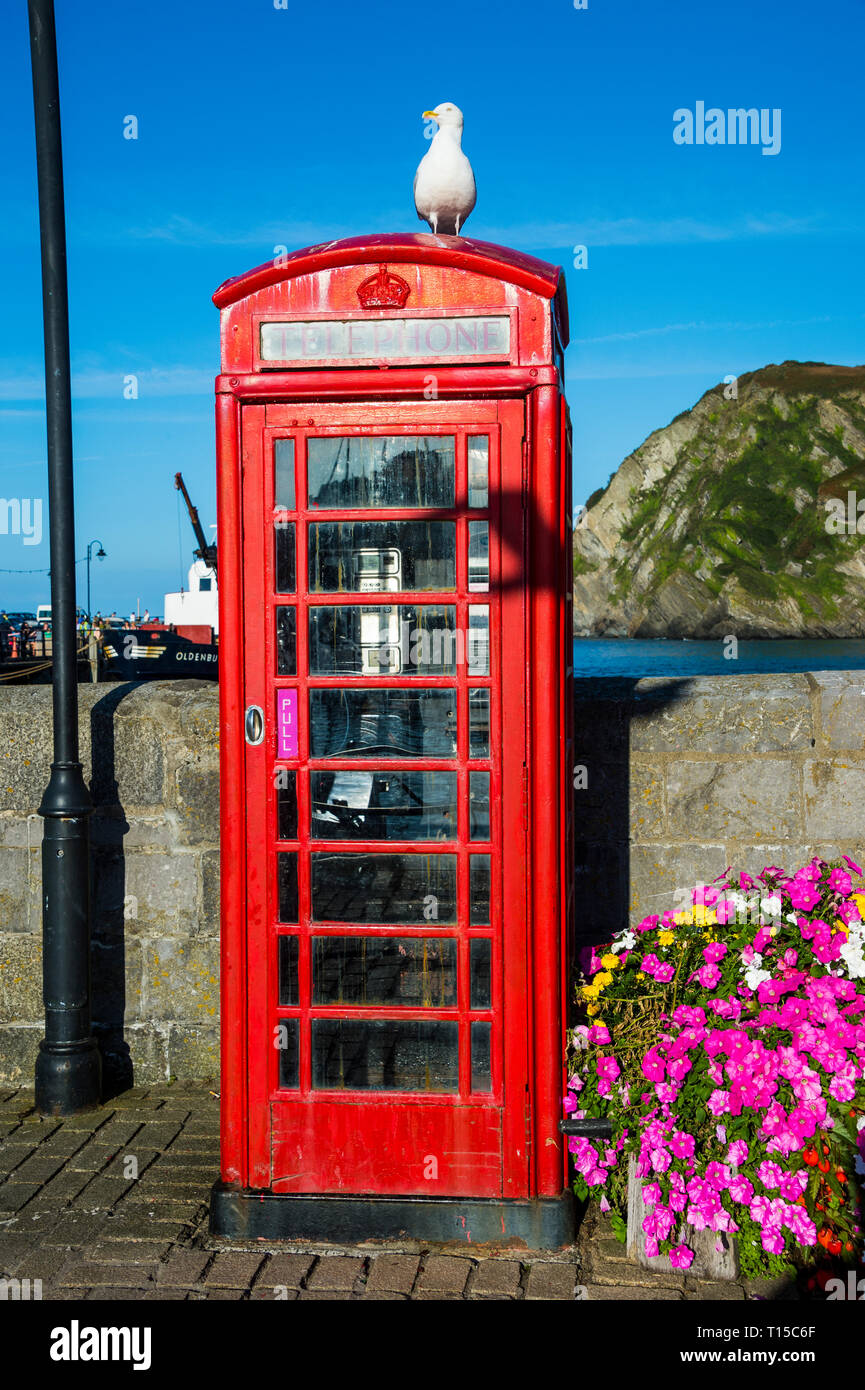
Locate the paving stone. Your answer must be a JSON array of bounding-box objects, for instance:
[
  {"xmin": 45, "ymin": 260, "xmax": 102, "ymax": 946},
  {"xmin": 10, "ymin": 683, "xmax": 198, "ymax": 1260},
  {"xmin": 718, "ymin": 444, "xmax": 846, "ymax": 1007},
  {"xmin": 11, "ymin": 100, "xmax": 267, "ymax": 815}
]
[
  {"xmin": 34, "ymin": 1170, "xmax": 94, "ymax": 1205},
  {"xmin": 206, "ymin": 1288, "xmax": 247, "ymax": 1300},
  {"xmin": 583, "ymin": 1283, "xmax": 684, "ymax": 1300},
  {"xmin": 205, "ymin": 1252, "xmax": 265, "ymax": 1288},
  {"xmin": 71, "ymin": 1177, "xmax": 136, "ymax": 1210},
  {"xmin": 251, "ymin": 1287, "xmax": 298, "ymax": 1301},
  {"xmin": 90, "ymin": 1239, "xmax": 173, "ymax": 1265},
  {"xmin": 587, "ymin": 1254, "xmax": 684, "ymax": 1289},
  {"xmin": 470, "ymin": 1260, "xmax": 523, "ymax": 1298},
  {"xmin": 416, "ymin": 1256, "xmax": 473, "ymax": 1294},
  {"xmin": 132, "ymin": 1123, "xmax": 186, "ymax": 1151},
  {"xmin": 298, "ymin": 1290, "xmax": 353, "ymax": 1300},
  {"xmin": 412, "ymin": 1291, "xmax": 464, "ymax": 1300},
  {"xmin": 83, "ymin": 1287, "xmax": 150, "ymax": 1300},
  {"xmin": 100, "ymin": 1149, "xmax": 162, "ymax": 1180},
  {"xmin": 156, "ymin": 1250, "xmax": 212, "ymax": 1286},
  {"xmin": 59, "ymin": 1261, "xmax": 156, "ymax": 1288},
  {"xmin": 683, "ymin": 1281, "xmax": 745, "ymax": 1301},
  {"xmin": 361, "ymin": 1292, "xmax": 409, "ymax": 1300},
  {"xmin": 306, "ymin": 1256, "xmax": 364, "ymax": 1292},
  {"xmin": 0, "ymin": 1182, "xmax": 42, "ymax": 1212},
  {"xmin": 40, "ymin": 1213, "xmax": 111, "ymax": 1245},
  {"xmin": 525, "ymin": 1262, "xmax": 579, "ymax": 1300},
  {"xmin": 90, "ymin": 1121, "xmax": 145, "ymax": 1148},
  {"xmin": 65, "ymin": 1145, "xmax": 115, "ymax": 1173},
  {"xmin": 365, "ymin": 1254, "xmax": 421, "ymax": 1294},
  {"xmin": 254, "ymin": 1254, "xmax": 314, "ymax": 1289}
]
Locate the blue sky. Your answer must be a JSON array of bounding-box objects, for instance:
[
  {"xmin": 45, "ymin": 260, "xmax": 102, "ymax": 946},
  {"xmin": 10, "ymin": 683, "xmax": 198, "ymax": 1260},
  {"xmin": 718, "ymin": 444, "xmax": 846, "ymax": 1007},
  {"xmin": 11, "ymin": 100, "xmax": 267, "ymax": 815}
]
[{"xmin": 1, "ymin": 0, "xmax": 863, "ymax": 614}]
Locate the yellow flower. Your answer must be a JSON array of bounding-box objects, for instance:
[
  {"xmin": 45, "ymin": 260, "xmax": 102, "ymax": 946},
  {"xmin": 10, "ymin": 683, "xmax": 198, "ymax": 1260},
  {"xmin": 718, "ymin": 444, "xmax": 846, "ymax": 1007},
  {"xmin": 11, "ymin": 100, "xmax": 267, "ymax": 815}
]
[
  {"xmin": 582, "ymin": 983, "xmax": 600, "ymax": 999},
  {"xmin": 834, "ymin": 919, "xmax": 849, "ymax": 936},
  {"xmin": 853, "ymin": 892, "xmax": 865, "ymax": 918},
  {"xmin": 636, "ymin": 972, "xmax": 645, "ymax": 981},
  {"xmin": 595, "ymin": 972, "xmax": 613, "ymax": 989},
  {"xmin": 658, "ymin": 930, "xmax": 675, "ymax": 947},
  {"xmin": 601, "ymin": 953, "xmax": 620, "ymax": 970},
  {"xmin": 673, "ymin": 910, "xmax": 692, "ymax": 926},
  {"xmin": 586, "ymin": 1003, "xmax": 600, "ymax": 1016}
]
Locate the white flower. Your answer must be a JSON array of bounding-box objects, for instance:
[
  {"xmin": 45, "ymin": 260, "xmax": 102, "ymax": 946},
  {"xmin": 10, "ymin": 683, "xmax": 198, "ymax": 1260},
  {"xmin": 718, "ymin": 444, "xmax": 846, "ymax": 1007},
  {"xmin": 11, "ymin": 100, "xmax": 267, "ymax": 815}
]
[
  {"xmin": 839, "ymin": 940, "xmax": 865, "ymax": 979},
  {"xmin": 744, "ymin": 967, "xmax": 772, "ymax": 991},
  {"xmin": 761, "ymin": 895, "xmax": 783, "ymax": 917},
  {"xmin": 785, "ymin": 913, "xmax": 798, "ymax": 925},
  {"xmin": 611, "ymin": 931, "xmax": 635, "ymax": 953}
]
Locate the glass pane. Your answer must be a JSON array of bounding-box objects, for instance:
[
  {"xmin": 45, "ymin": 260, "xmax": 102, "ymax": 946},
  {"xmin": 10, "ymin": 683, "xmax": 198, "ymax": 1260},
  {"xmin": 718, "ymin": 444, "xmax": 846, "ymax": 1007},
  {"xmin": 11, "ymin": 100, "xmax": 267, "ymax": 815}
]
[
  {"xmin": 470, "ymin": 855, "xmax": 491, "ymax": 924},
  {"xmin": 274, "ymin": 438, "xmax": 296, "ymax": 510},
  {"xmin": 275, "ymin": 522, "xmax": 296, "ymax": 594},
  {"xmin": 308, "ymin": 521, "xmax": 455, "ymax": 593},
  {"xmin": 277, "ymin": 851, "xmax": 298, "ymax": 923},
  {"xmin": 312, "ymin": 1019, "xmax": 458, "ymax": 1092},
  {"xmin": 470, "ymin": 938, "xmax": 492, "ymax": 1009},
  {"xmin": 310, "ymin": 688, "xmax": 457, "ymax": 758},
  {"xmin": 311, "ymin": 770, "xmax": 457, "ymax": 841},
  {"xmin": 471, "ymin": 1021, "xmax": 492, "ymax": 1092},
  {"xmin": 308, "ymin": 436, "xmax": 455, "ymax": 510},
  {"xmin": 468, "ymin": 522, "xmax": 489, "ymax": 591},
  {"xmin": 276, "ymin": 606, "xmax": 297, "ymax": 676},
  {"xmin": 311, "ymin": 852, "xmax": 457, "ymax": 924},
  {"xmin": 276, "ymin": 1017, "xmax": 299, "ymax": 1089},
  {"xmin": 278, "ymin": 935, "xmax": 299, "ymax": 1006},
  {"xmin": 276, "ymin": 770, "xmax": 298, "ymax": 840},
  {"xmin": 312, "ymin": 936, "xmax": 457, "ymax": 1007},
  {"xmin": 469, "ymin": 772, "xmax": 490, "ymax": 840},
  {"xmin": 468, "ymin": 436, "xmax": 489, "ymax": 509},
  {"xmin": 309, "ymin": 605, "xmax": 457, "ymax": 676},
  {"xmin": 467, "ymin": 605, "xmax": 489, "ymax": 676},
  {"xmin": 469, "ymin": 689, "xmax": 490, "ymax": 757}
]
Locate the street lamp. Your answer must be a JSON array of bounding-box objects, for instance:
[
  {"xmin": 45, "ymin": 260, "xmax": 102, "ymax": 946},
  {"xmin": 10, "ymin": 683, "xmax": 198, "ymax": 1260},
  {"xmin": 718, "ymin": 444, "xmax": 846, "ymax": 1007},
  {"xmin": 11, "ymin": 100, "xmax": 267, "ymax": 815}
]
[{"xmin": 85, "ymin": 539, "xmax": 106, "ymax": 619}]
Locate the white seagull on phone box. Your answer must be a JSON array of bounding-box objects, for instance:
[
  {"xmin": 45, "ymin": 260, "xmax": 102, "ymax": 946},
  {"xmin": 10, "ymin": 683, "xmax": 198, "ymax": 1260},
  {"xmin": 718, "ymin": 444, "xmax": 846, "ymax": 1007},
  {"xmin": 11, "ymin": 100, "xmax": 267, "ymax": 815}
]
[{"xmin": 413, "ymin": 102, "xmax": 476, "ymax": 236}]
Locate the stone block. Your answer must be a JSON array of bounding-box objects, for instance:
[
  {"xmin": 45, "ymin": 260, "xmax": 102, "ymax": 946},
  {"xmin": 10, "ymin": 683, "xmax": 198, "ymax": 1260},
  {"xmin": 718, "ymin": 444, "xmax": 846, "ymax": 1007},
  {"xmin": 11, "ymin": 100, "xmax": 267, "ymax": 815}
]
[
  {"xmin": 0, "ymin": 1026, "xmax": 41, "ymax": 1086},
  {"xmin": 141, "ymin": 939, "xmax": 219, "ymax": 1024},
  {"xmin": 630, "ymin": 676, "xmax": 813, "ymax": 755},
  {"xmin": 200, "ymin": 849, "xmax": 220, "ymax": 934},
  {"xmin": 666, "ymin": 759, "xmax": 799, "ymax": 839},
  {"xmin": 803, "ymin": 759, "xmax": 865, "ymax": 840},
  {"xmin": 122, "ymin": 853, "xmax": 198, "ymax": 936},
  {"xmin": 810, "ymin": 672, "xmax": 865, "ymax": 751},
  {"xmin": 629, "ymin": 843, "xmax": 728, "ymax": 926},
  {"xmin": 0, "ymin": 849, "xmax": 29, "ymax": 932},
  {"xmin": 630, "ymin": 763, "xmax": 665, "ymax": 839},
  {"xmin": 175, "ymin": 760, "xmax": 220, "ymax": 846},
  {"xmin": 0, "ymin": 936, "xmax": 43, "ymax": 1023},
  {"xmin": 166, "ymin": 1025, "xmax": 220, "ymax": 1083}
]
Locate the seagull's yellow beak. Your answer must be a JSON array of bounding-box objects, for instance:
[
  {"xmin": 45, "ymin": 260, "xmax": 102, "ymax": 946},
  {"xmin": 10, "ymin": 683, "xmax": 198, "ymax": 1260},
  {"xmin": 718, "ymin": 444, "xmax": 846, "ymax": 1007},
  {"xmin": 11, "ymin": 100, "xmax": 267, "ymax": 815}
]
[{"xmin": 422, "ymin": 110, "xmax": 438, "ymax": 120}]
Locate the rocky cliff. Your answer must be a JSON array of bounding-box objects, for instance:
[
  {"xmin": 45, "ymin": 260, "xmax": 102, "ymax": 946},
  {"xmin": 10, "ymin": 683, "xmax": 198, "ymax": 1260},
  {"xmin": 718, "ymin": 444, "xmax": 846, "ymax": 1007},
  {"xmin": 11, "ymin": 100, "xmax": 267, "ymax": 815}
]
[{"xmin": 572, "ymin": 362, "xmax": 865, "ymax": 638}]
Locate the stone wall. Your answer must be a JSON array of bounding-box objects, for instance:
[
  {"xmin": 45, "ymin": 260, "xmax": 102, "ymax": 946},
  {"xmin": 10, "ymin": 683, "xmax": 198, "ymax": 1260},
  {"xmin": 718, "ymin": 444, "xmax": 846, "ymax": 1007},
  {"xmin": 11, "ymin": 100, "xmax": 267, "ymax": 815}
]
[
  {"xmin": 0, "ymin": 681, "xmax": 220, "ymax": 1089},
  {"xmin": 2, "ymin": 672, "xmax": 864, "ymax": 1088},
  {"xmin": 574, "ymin": 671, "xmax": 865, "ymax": 950}
]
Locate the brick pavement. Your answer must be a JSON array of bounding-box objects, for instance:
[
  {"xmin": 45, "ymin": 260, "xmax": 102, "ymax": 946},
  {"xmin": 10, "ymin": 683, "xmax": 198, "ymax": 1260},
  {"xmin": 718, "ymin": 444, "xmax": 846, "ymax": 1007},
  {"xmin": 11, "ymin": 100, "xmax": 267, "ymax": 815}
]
[{"xmin": 0, "ymin": 1085, "xmax": 790, "ymax": 1301}]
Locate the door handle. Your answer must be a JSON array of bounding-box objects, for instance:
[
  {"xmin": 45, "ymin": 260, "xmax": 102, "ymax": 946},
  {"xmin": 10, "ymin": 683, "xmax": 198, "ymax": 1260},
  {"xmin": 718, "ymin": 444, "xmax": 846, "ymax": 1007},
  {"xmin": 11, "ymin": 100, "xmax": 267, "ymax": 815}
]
[{"xmin": 245, "ymin": 705, "xmax": 264, "ymax": 745}]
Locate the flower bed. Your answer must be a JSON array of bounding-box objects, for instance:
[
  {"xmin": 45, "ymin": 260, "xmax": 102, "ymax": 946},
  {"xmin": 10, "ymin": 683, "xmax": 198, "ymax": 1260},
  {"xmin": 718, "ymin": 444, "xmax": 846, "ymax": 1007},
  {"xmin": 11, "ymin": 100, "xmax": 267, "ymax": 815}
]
[{"xmin": 566, "ymin": 857, "xmax": 865, "ymax": 1280}]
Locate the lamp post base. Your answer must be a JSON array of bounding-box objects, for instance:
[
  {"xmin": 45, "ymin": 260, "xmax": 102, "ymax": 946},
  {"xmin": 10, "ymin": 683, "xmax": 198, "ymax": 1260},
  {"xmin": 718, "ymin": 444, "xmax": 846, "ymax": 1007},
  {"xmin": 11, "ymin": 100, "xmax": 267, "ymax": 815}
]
[{"xmin": 35, "ymin": 1038, "xmax": 101, "ymax": 1116}]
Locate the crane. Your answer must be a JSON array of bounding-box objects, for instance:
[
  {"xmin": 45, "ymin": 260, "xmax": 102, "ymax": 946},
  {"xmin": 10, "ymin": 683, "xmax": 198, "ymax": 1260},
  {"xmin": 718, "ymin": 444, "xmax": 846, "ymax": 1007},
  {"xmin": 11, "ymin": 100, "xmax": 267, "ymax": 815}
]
[{"xmin": 174, "ymin": 472, "xmax": 217, "ymax": 576}]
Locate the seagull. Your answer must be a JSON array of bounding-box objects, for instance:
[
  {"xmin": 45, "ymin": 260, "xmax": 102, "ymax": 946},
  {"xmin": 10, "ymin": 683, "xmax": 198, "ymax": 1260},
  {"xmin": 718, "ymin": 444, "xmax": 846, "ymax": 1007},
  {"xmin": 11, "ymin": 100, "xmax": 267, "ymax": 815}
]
[{"xmin": 413, "ymin": 102, "xmax": 476, "ymax": 236}]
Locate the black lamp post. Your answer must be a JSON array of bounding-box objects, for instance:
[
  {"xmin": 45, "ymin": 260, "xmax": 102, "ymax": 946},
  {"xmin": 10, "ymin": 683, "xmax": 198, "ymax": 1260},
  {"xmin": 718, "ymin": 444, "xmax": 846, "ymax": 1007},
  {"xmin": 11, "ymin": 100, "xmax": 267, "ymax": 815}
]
[
  {"xmin": 29, "ymin": 0, "xmax": 101, "ymax": 1114},
  {"xmin": 86, "ymin": 539, "xmax": 106, "ymax": 619}
]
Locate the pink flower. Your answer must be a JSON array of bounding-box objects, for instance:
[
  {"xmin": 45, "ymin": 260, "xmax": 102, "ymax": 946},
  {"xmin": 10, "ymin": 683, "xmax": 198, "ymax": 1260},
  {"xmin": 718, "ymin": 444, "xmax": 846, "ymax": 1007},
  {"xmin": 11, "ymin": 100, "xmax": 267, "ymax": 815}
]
[
  {"xmin": 589, "ymin": 1024, "xmax": 611, "ymax": 1045},
  {"xmin": 654, "ymin": 962, "xmax": 675, "ymax": 983},
  {"xmin": 728, "ymin": 1175, "xmax": 754, "ymax": 1204},
  {"xmin": 726, "ymin": 1140, "xmax": 749, "ymax": 1166},
  {"xmin": 708, "ymin": 1090, "xmax": 730, "ymax": 1116},
  {"xmin": 668, "ymin": 1244, "xmax": 694, "ymax": 1269},
  {"xmin": 697, "ymin": 963, "xmax": 722, "ymax": 989},
  {"xmin": 757, "ymin": 1160, "xmax": 784, "ymax": 1190},
  {"xmin": 703, "ymin": 941, "xmax": 728, "ymax": 964},
  {"xmin": 829, "ymin": 868, "xmax": 853, "ymax": 896},
  {"xmin": 842, "ymin": 854, "xmax": 862, "ymax": 875},
  {"xmin": 789, "ymin": 880, "xmax": 821, "ymax": 911}
]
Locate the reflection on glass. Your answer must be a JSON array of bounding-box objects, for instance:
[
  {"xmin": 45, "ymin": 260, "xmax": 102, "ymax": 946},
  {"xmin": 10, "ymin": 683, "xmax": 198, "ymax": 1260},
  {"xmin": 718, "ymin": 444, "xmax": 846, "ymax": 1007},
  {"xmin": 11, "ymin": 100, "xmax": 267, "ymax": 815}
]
[
  {"xmin": 312, "ymin": 936, "xmax": 456, "ymax": 1006},
  {"xmin": 311, "ymin": 1019, "xmax": 458, "ymax": 1092},
  {"xmin": 308, "ymin": 436, "xmax": 455, "ymax": 510},
  {"xmin": 467, "ymin": 606, "xmax": 489, "ymax": 676},
  {"xmin": 468, "ymin": 436, "xmax": 489, "ymax": 509},
  {"xmin": 468, "ymin": 521, "xmax": 489, "ymax": 591},
  {"xmin": 308, "ymin": 521, "xmax": 455, "ymax": 593},
  {"xmin": 311, "ymin": 770, "xmax": 457, "ymax": 841},
  {"xmin": 275, "ymin": 522, "xmax": 296, "ymax": 594},
  {"xmin": 277, "ymin": 1017, "xmax": 299, "ymax": 1089},
  {"xmin": 470, "ymin": 938, "xmax": 492, "ymax": 1009},
  {"xmin": 309, "ymin": 605, "xmax": 457, "ymax": 676},
  {"xmin": 471, "ymin": 1021, "xmax": 492, "ymax": 1092},
  {"xmin": 470, "ymin": 855, "xmax": 491, "ymax": 924},
  {"xmin": 276, "ymin": 771, "xmax": 297, "ymax": 840},
  {"xmin": 274, "ymin": 438, "xmax": 296, "ymax": 510},
  {"xmin": 311, "ymin": 852, "xmax": 457, "ymax": 923},
  {"xmin": 310, "ymin": 688, "xmax": 457, "ymax": 758},
  {"xmin": 277, "ymin": 852, "xmax": 298, "ymax": 923},
  {"xmin": 469, "ymin": 772, "xmax": 490, "ymax": 840},
  {"xmin": 276, "ymin": 607, "xmax": 297, "ymax": 676},
  {"xmin": 469, "ymin": 689, "xmax": 490, "ymax": 757},
  {"xmin": 278, "ymin": 935, "xmax": 299, "ymax": 1006}
]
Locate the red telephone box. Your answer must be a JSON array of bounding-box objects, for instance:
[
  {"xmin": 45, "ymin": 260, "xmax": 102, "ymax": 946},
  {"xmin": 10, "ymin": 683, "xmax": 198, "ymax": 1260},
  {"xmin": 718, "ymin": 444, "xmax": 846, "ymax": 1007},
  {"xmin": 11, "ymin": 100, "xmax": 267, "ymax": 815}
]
[{"xmin": 210, "ymin": 233, "xmax": 574, "ymax": 1245}]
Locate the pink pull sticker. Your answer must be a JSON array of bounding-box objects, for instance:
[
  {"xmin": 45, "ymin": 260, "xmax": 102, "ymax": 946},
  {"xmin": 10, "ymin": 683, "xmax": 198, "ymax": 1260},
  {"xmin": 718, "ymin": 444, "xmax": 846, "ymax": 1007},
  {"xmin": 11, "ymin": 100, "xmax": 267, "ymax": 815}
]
[{"xmin": 277, "ymin": 689, "xmax": 298, "ymax": 758}]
